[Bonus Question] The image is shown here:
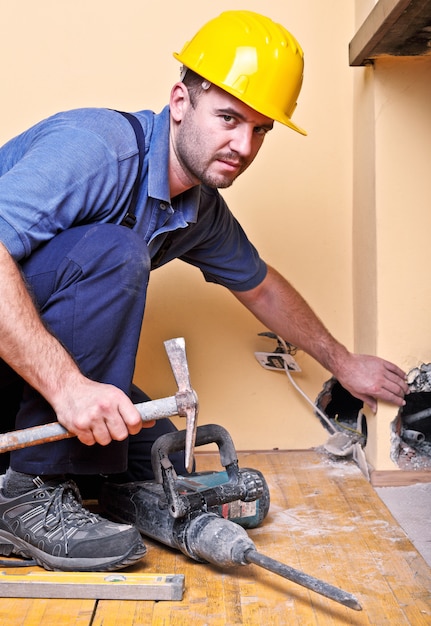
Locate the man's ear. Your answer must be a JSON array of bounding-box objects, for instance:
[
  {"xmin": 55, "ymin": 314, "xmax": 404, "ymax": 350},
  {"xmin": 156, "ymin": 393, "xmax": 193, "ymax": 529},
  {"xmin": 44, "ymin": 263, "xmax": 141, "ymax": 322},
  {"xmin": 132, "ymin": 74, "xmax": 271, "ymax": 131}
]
[{"xmin": 170, "ymin": 82, "xmax": 191, "ymax": 123}]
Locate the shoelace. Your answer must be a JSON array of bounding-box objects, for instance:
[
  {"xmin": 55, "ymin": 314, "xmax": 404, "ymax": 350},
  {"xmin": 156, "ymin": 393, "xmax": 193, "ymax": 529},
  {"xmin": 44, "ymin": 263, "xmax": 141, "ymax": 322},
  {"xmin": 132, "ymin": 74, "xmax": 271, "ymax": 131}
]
[{"xmin": 42, "ymin": 480, "xmax": 100, "ymax": 555}]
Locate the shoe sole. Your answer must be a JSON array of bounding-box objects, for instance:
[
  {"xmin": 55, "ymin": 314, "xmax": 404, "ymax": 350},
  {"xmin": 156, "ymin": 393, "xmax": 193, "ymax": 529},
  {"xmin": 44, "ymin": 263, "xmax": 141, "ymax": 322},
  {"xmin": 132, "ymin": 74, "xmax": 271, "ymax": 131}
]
[{"xmin": 0, "ymin": 529, "xmax": 147, "ymax": 572}]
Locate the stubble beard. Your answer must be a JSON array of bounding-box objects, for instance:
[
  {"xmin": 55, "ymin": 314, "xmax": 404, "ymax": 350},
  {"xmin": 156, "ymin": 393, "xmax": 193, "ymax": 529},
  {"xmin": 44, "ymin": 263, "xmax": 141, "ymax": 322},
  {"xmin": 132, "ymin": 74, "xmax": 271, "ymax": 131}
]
[{"xmin": 175, "ymin": 119, "xmax": 246, "ymax": 189}]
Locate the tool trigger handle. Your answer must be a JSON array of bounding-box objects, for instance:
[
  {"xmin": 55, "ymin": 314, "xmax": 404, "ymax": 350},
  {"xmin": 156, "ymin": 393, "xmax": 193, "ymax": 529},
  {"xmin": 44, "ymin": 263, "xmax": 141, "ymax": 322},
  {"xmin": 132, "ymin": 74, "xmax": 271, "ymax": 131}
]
[{"xmin": 151, "ymin": 424, "xmax": 238, "ymax": 484}]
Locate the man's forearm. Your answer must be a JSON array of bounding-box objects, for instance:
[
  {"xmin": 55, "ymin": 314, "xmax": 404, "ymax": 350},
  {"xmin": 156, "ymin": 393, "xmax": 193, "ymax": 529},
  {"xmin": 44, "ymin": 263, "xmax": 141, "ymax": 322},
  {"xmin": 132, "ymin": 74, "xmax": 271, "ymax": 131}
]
[
  {"xmin": 232, "ymin": 264, "xmax": 348, "ymax": 373},
  {"xmin": 0, "ymin": 243, "xmax": 83, "ymax": 408},
  {"xmin": 0, "ymin": 243, "xmax": 145, "ymax": 444},
  {"xmin": 232, "ymin": 264, "xmax": 408, "ymax": 409}
]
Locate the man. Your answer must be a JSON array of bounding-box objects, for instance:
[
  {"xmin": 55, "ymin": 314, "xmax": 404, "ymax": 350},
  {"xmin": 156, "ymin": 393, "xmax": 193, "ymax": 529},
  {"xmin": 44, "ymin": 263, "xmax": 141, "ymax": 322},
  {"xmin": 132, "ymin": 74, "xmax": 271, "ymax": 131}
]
[{"xmin": 0, "ymin": 11, "xmax": 407, "ymax": 571}]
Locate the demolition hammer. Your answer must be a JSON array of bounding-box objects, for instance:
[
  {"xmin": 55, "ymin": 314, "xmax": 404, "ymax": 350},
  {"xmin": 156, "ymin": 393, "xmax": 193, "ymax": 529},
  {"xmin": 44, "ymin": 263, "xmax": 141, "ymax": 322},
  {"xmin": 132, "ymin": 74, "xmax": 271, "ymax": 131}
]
[
  {"xmin": 0, "ymin": 338, "xmax": 198, "ymax": 473},
  {"xmin": 99, "ymin": 424, "xmax": 362, "ymax": 612}
]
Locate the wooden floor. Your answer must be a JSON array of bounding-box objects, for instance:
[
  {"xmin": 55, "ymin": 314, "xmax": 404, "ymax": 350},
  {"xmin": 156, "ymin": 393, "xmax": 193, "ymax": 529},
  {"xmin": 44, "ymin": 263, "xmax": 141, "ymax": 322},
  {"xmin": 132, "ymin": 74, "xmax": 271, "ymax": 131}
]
[{"xmin": 0, "ymin": 449, "xmax": 430, "ymax": 625}]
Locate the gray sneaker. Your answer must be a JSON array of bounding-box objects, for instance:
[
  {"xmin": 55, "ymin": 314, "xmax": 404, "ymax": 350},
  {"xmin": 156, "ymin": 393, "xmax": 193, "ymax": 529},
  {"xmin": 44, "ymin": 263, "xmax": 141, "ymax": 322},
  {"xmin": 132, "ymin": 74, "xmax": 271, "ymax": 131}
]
[{"xmin": 0, "ymin": 477, "xmax": 146, "ymax": 571}]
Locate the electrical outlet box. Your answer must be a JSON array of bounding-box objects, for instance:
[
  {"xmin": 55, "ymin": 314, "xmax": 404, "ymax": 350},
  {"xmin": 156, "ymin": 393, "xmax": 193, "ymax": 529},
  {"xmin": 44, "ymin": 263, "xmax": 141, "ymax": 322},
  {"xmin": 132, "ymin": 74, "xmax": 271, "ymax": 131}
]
[{"xmin": 254, "ymin": 351, "xmax": 301, "ymax": 372}]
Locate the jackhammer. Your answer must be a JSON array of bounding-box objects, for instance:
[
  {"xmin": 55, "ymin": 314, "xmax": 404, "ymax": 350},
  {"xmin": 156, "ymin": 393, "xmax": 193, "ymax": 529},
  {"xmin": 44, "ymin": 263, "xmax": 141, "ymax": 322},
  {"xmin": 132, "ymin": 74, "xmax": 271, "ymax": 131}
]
[{"xmin": 99, "ymin": 424, "xmax": 362, "ymax": 611}]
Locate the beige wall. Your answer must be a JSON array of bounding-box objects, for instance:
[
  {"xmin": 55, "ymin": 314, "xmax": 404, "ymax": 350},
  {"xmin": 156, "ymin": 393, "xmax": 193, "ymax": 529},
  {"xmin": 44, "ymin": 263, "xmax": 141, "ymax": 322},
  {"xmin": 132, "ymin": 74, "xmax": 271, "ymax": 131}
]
[
  {"xmin": 352, "ymin": 0, "xmax": 431, "ymax": 470},
  {"xmin": 2, "ymin": 1, "xmax": 357, "ymax": 451},
  {"xmin": 353, "ymin": 54, "xmax": 431, "ymax": 469}
]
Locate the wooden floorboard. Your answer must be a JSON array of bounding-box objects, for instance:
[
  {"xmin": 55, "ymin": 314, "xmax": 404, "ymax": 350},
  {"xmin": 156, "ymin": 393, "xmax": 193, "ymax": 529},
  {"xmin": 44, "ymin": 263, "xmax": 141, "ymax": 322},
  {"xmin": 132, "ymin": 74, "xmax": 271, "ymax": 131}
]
[{"xmin": 1, "ymin": 450, "xmax": 430, "ymax": 625}]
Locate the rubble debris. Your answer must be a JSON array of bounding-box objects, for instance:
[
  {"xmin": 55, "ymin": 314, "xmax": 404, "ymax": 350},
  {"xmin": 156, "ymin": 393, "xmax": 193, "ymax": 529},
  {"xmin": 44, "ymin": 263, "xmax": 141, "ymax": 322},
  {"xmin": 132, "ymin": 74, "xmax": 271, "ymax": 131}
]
[{"xmin": 391, "ymin": 364, "xmax": 431, "ymax": 470}]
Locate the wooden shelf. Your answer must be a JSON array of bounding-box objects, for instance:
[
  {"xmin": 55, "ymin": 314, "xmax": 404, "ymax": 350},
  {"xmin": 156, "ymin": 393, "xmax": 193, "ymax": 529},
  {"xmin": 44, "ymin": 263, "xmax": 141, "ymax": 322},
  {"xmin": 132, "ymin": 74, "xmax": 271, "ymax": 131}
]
[{"xmin": 349, "ymin": 0, "xmax": 431, "ymax": 66}]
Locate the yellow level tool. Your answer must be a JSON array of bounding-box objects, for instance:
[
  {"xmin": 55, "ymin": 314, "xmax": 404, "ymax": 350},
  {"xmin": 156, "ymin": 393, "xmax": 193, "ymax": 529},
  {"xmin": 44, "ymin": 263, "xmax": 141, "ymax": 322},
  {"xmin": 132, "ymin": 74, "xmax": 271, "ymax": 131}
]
[{"xmin": 0, "ymin": 570, "xmax": 184, "ymax": 600}]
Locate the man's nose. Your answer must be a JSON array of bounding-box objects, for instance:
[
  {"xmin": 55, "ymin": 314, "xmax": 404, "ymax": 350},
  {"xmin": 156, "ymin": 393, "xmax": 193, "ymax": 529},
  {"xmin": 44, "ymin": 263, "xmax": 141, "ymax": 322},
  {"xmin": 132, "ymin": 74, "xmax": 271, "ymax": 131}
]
[{"xmin": 230, "ymin": 125, "xmax": 254, "ymax": 157}]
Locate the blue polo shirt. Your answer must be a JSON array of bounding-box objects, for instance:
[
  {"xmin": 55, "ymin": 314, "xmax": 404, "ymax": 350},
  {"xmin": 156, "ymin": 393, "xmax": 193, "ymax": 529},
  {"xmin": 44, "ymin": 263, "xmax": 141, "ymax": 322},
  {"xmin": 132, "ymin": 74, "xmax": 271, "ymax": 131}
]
[{"xmin": 0, "ymin": 106, "xmax": 267, "ymax": 291}]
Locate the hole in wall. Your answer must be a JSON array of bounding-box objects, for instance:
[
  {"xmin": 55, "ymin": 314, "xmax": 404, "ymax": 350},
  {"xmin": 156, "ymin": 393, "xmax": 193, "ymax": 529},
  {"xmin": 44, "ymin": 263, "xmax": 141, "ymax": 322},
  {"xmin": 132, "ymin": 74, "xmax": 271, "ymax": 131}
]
[
  {"xmin": 316, "ymin": 377, "xmax": 367, "ymax": 444},
  {"xmin": 391, "ymin": 364, "xmax": 431, "ymax": 470}
]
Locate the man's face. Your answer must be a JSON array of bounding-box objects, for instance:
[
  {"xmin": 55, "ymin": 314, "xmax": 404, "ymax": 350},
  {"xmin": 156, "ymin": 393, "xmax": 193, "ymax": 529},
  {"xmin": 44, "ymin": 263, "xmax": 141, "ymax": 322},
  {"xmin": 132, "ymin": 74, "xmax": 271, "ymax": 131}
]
[{"xmin": 172, "ymin": 85, "xmax": 274, "ymax": 189}]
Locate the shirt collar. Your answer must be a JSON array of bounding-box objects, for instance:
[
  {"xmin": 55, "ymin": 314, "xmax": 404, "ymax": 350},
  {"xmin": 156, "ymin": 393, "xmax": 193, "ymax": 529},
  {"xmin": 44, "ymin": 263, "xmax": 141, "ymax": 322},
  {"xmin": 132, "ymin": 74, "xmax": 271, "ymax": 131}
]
[
  {"xmin": 147, "ymin": 106, "xmax": 171, "ymax": 203},
  {"xmin": 148, "ymin": 105, "xmax": 201, "ymax": 224}
]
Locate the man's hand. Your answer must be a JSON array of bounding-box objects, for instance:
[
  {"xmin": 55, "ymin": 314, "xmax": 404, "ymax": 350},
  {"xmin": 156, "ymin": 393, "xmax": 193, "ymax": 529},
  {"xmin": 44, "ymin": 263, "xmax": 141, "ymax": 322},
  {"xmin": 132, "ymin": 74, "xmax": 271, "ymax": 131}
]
[
  {"xmin": 331, "ymin": 353, "xmax": 408, "ymax": 413},
  {"xmin": 53, "ymin": 377, "xmax": 154, "ymax": 446}
]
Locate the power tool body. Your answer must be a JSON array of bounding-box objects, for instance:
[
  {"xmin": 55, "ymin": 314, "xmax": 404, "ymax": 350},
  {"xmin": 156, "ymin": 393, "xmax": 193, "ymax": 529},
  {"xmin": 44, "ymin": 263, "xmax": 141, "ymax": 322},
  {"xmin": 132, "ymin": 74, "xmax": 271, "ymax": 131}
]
[
  {"xmin": 100, "ymin": 424, "xmax": 270, "ymax": 552},
  {"xmin": 100, "ymin": 424, "xmax": 362, "ymax": 611}
]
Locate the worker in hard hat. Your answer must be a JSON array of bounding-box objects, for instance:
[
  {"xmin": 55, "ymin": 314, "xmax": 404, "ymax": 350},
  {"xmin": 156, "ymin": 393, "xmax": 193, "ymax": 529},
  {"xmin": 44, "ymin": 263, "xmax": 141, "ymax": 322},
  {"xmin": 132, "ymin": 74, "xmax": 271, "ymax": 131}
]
[{"xmin": 0, "ymin": 11, "xmax": 408, "ymax": 571}]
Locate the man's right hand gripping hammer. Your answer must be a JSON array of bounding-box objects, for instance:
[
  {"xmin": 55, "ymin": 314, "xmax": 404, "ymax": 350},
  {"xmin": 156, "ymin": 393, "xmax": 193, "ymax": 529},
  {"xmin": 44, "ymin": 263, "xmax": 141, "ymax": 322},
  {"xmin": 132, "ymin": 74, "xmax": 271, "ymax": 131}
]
[{"xmin": 0, "ymin": 337, "xmax": 199, "ymax": 473}]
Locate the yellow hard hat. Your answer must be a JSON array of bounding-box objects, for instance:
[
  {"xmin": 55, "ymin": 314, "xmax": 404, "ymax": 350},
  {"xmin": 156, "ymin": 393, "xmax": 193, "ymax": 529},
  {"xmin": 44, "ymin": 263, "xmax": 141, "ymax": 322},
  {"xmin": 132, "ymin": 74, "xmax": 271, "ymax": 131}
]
[{"xmin": 173, "ymin": 11, "xmax": 306, "ymax": 136}]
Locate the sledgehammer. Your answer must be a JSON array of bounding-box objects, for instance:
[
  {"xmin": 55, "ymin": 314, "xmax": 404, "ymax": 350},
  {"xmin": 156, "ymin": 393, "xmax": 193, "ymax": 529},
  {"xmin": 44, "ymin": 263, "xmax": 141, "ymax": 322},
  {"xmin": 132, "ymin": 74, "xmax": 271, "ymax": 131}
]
[{"xmin": 0, "ymin": 337, "xmax": 199, "ymax": 473}]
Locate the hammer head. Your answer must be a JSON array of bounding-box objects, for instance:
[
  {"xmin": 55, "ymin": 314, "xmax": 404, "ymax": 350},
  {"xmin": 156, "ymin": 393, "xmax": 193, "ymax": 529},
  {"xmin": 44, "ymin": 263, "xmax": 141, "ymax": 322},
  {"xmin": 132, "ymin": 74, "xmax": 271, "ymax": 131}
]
[{"xmin": 164, "ymin": 338, "xmax": 198, "ymax": 472}]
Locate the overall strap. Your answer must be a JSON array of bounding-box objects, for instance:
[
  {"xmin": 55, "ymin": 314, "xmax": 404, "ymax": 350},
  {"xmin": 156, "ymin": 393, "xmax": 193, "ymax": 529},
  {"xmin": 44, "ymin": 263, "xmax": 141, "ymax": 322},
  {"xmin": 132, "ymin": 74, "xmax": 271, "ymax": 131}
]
[{"xmin": 116, "ymin": 111, "xmax": 145, "ymax": 229}]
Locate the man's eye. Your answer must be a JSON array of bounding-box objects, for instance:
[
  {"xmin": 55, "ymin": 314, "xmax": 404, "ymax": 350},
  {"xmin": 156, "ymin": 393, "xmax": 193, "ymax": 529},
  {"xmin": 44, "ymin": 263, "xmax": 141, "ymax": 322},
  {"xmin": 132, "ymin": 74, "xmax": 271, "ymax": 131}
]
[
  {"xmin": 254, "ymin": 127, "xmax": 268, "ymax": 136},
  {"xmin": 222, "ymin": 115, "xmax": 234, "ymax": 123}
]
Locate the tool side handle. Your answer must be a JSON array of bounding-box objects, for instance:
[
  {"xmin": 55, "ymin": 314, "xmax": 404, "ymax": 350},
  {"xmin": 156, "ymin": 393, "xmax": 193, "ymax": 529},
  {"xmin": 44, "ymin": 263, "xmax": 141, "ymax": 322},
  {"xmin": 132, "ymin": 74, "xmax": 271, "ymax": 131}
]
[{"xmin": 152, "ymin": 424, "xmax": 238, "ymax": 483}]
